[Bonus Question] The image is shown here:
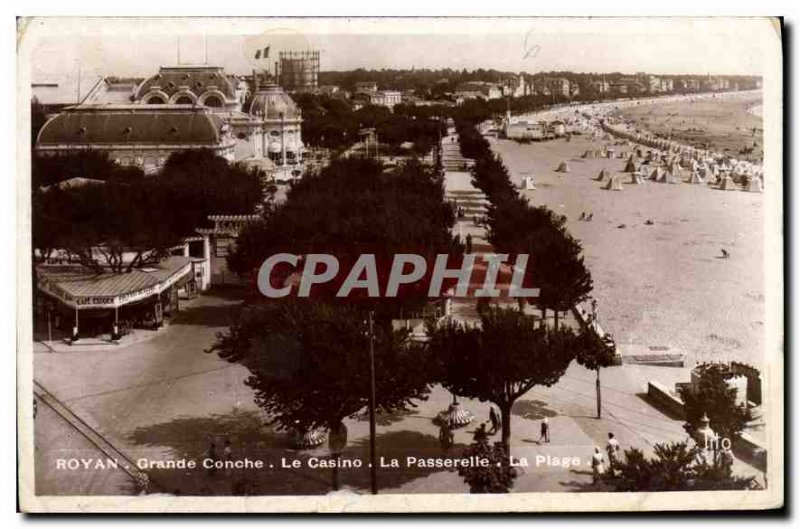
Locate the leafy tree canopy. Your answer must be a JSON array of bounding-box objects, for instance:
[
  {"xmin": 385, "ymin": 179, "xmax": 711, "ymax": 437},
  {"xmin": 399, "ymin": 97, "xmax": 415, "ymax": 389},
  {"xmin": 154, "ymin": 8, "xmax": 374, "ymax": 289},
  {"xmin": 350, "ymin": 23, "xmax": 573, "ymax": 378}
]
[{"xmin": 208, "ymin": 299, "xmax": 431, "ymax": 432}]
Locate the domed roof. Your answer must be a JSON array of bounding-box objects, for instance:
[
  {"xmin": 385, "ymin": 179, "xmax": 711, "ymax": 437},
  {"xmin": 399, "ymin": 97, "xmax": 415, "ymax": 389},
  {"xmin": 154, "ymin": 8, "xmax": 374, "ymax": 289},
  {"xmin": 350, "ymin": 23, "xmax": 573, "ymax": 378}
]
[
  {"xmin": 134, "ymin": 66, "xmax": 236, "ymax": 103},
  {"xmin": 36, "ymin": 107, "xmax": 226, "ymax": 147},
  {"xmin": 248, "ymin": 84, "xmax": 300, "ymax": 120}
]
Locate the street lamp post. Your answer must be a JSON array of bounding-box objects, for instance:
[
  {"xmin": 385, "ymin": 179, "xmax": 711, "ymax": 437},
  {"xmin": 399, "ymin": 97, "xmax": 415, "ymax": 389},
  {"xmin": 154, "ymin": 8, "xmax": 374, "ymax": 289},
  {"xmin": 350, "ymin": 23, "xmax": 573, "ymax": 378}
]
[{"xmin": 368, "ymin": 311, "xmax": 378, "ymax": 494}]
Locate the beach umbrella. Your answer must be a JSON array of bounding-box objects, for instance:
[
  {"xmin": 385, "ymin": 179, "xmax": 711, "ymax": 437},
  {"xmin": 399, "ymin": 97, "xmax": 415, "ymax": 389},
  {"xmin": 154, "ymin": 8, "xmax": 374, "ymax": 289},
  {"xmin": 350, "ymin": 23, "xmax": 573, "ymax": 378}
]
[{"xmin": 604, "ymin": 174, "xmax": 624, "ymax": 191}]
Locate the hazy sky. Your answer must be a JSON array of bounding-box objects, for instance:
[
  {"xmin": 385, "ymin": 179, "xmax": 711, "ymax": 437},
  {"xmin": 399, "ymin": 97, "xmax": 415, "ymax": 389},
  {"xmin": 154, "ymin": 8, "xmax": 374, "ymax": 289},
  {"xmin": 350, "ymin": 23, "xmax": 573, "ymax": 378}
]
[{"xmin": 21, "ymin": 17, "xmax": 778, "ymax": 81}]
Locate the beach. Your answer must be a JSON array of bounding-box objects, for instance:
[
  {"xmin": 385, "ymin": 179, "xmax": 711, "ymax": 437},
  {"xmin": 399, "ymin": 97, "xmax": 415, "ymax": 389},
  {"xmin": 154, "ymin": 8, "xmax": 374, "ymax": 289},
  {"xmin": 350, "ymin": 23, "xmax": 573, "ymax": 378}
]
[
  {"xmin": 610, "ymin": 91, "xmax": 763, "ymax": 161},
  {"xmin": 491, "ymin": 133, "xmax": 764, "ymax": 368}
]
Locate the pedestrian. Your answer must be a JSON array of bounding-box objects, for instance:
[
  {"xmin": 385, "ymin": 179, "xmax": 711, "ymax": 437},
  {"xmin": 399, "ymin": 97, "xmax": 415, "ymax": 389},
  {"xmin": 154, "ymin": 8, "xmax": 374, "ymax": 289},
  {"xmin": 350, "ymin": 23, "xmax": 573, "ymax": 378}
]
[
  {"xmin": 223, "ymin": 438, "xmax": 233, "ymax": 476},
  {"xmin": 439, "ymin": 422, "xmax": 454, "ymax": 450},
  {"xmin": 591, "ymin": 446, "xmax": 605, "ymax": 485},
  {"xmin": 539, "ymin": 417, "xmax": 550, "ymax": 443},
  {"xmin": 206, "ymin": 442, "xmax": 218, "ymax": 476},
  {"xmin": 606, "ymin": 432, "xmax": 620, "ymax": 474},
  {"xmin": 474, "ymin": 422, "xmax": 489, "ymax": 442},
  {"xmin": 719, "ymin": 446, "xmax": 734, "ymax": 471},
  {"xmin": 489, "ymin": 406, "xmax": 499, "ymax": 435},
  {"xmin": 465, "ymin": 233, "xmax": 473, "ymax": 254}
]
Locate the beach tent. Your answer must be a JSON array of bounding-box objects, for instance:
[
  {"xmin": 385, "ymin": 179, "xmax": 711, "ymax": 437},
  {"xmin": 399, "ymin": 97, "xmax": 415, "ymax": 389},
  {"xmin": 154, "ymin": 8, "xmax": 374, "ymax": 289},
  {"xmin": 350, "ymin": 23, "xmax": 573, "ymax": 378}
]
[
  {"xmin": 595, "ymin": 168, "xmax": 610, "ymax": 182},
  {"xmin": 604, "ymin": 174, "xmax": 624, "ymax": 191},
  {"xmin": 556, "ymin": 160, "xmax": 570, "ymax": 173},
  {"xmin": 582, "ymin": 150, "xmax": 595, "ymax": 159},
  {"xmin": 718, "ymin": 175, "xmax": 738, "ymax": 191},
  {"xmin": 606, "ymin": 148, "xmax": 616, "ymax": 158},
  {"xmin": 623, "ymin": 159, "xmax": 637, "ymax": 173},
  {"xmin": 649, "ymin": 167, "xmax": 663, "ymax": 181},
  {"xmin": 744, "ymin": 176, "xmax": 763, "ymax": 193},
  {"xmin": 687, "ymin": 170, "xmax": 705, "ymax": 184},
  {"xmin": 630, "ymin": 171, "xmax": 645, "ymax": 184},
  {"xmin": 658, "ymin": 170, "xmax": 680, "ymax": 184},
  {"xmin": 524, "ymin": 176, "xmax": 536, "ymax": 190}
]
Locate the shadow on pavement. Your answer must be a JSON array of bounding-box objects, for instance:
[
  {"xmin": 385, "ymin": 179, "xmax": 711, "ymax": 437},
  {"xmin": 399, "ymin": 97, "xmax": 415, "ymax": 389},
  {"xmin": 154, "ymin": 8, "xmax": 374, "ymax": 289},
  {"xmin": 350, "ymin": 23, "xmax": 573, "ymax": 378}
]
[
  {"xmin": 340, "ymin": 430, "xmax": 468, "ymax": 492},
  {"xmin": 512, "ymin": 399, "xmax": 559, "ymax": 421},
  {"xmin": 126, "ymin": 411, "xmax": 470, "ymax": 496},
  {"xmin": 558, "ymin": 469, "xmax": 615, "ymax": 492},
  {"xmin": 171, "ymin": 303, "xmax": 243, "ymax": 328},
  {"xmin": 127, "ymin": 410, "xmax": 330, "ymax": 496}
]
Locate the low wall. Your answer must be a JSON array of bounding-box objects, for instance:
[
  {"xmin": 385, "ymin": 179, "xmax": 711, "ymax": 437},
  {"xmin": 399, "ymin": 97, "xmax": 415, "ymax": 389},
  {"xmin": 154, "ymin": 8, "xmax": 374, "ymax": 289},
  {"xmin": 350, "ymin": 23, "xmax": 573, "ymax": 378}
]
[{"xmin": 647, "ymin": 381, "xmax": 685, "ymax": 419}]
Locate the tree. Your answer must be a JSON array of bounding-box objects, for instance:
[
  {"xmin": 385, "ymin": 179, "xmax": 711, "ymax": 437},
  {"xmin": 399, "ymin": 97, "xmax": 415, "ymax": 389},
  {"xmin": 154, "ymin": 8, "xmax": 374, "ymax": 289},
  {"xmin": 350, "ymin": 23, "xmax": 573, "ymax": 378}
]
[
  {"xmin": 614, "ymin": 441, "xmax": 759, "ymax": 491},
  {"xmin": 208, "ymin": 299, "xmax": 431, "ymax": 433},
  {"xmin": 32, "ymin": 151, "xmax": 144, "ymax": 189},
  {"xmin": 32, "ymin": 181, "xmax": 181, "ymax": 273},
  {"xmin": 533, "ymin": 227, "xmax": 593, "ymax": 329},
  {"xmin": 678, "ymin": 363, "xmax": 753, "ymax": 441},
  {"xmin": 458, "ymin": 428, "xmax": 518, "ymax": 493},
  {"xmin": 575, "ymin": 328, "xmax": 617, "ymax": 419},
  {"xmin": 228, "ymin": 157, "xmax": 458, "ymax": 318},
  {"xmin": 156, "ymin": 150, "xmax": 268, "ymax": 235},
  {"xmin": 428, "ymin": 306, "xmax": 577, "ymax": 450},
  {"xmin": 32, "ymin": 150, "xmax": 264, "ymax": 273}
]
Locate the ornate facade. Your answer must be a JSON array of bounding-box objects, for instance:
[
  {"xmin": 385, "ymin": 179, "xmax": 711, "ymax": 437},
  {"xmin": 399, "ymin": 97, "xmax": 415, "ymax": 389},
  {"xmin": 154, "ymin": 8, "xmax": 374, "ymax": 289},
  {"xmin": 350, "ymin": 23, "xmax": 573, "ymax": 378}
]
[{"xmin": 35, "ymin": 65, "xmax": 304, "ymax": 179}]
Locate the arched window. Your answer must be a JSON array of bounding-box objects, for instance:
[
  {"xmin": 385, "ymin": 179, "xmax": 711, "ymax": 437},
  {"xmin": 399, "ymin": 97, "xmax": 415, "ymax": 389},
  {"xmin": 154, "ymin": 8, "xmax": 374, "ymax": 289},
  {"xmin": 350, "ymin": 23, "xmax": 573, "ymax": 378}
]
[
  {"xmin": 145, "ymin": 94, "xmax": 167, "ymax": 104},
  {"xmin": 203, "ymin": 95, "xmax": 223, "ymax": 108},
  {"xmin": 174, "ymin": 95, "xmax": 194, "ymax": 105}
]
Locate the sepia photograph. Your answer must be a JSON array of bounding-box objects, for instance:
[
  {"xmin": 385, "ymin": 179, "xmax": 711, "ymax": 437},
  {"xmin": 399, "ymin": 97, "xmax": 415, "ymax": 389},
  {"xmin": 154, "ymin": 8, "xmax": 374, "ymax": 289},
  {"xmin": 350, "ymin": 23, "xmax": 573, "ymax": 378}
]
[{"xmin": 15, "ymin": 16, "xmax": 784, "ymax": 513}]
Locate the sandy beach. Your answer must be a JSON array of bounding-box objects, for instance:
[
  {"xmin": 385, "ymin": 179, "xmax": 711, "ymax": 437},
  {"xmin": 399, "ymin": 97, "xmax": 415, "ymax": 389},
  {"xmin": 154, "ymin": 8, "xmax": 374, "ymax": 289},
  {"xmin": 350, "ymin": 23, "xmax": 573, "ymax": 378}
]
[
  {"xmin": 610, "ymin": 91, "xmax": 763, "ymax": 161},
  {"xmin": 491, "ymin": 133, "xmax": 764, "ymax": 368}
]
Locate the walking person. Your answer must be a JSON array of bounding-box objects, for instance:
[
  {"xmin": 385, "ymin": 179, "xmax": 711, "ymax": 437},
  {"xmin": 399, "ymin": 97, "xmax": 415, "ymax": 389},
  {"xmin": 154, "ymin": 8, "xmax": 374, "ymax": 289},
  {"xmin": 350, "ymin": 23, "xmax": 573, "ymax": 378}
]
[
  {"xmin": 465, "ymin": 233, "xmax": 473, "ymax": 254},
  {"xmin": 591, "ymin": 446, "xmax": 605, "ymax": 485},
  {"xmin": 206, "ymin": 442, "xmax": 219, "ymax": 476},
  {"xmin": 539, "ymin": 417, "xmax": 550, "ymax": 443},
  {"xmin": 489, "ymin": 406, "xmax": 499, "ymax": 435},
  {"xmin": 605, "ymin": 433, "xmax": 620, "ymax": 475},
  {"xmin": 439, "ymin": 422, "xmax": 454, "ymax": 451},
  {"xmin": 223, "ymin": 438, "xmax": 233, "ymax": 477}
]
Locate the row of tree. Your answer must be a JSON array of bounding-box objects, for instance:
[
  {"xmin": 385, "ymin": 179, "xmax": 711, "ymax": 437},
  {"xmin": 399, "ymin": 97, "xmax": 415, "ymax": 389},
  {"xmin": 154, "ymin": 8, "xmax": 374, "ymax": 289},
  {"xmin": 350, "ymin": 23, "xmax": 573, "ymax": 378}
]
[
  {"xmin": 210, "ymin": 150, "xmax": 619, "ymax": 494},
  {"xmin": 457, "ymin": 123, "xmax": 618, "ymax": 418},
  {"xmin": 32, "ymin": 150, "xmax": 268, "ymax": 272},
  {"xmin": 292, "ymin": 93, "xmax": 444, "ymax": 154}
]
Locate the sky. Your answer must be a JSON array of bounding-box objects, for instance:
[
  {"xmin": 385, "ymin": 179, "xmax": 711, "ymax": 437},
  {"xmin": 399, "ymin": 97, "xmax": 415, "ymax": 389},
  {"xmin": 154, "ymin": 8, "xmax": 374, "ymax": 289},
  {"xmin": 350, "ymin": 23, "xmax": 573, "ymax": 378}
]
[{"xmin": 20, "ymin": 17, "xmax": 778, "ymax": 81}]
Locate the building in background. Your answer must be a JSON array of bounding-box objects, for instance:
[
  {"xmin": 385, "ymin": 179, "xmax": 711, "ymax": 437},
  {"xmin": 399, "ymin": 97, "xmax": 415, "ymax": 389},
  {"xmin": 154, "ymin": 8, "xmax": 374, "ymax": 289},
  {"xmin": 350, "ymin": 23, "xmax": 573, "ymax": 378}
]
[
  {"xmin": 34, "ymin": 65, "xmax": 304, "ymax": 180},
  {"xmin": 589, "ymin": 79, "xmax": 610, "ymax": 94},
  {"xmin": 277, "ymin": 50, "xmax": 320, "ymax": 92},
  {"xmin": 35, "ymin": 105, "xmax": 237, "ymax": 172},
  {"xmin": 454, "ymin": 81, "xmax": 502, "ymax": 100}
]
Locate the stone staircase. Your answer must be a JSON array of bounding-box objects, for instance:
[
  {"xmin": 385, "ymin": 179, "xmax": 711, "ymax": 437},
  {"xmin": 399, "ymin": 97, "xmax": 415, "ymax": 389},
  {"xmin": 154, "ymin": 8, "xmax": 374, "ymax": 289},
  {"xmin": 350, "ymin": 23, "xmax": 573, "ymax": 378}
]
[{"xmin": 441, "ymin": 135, "xmax": 474, "ymax": 172}]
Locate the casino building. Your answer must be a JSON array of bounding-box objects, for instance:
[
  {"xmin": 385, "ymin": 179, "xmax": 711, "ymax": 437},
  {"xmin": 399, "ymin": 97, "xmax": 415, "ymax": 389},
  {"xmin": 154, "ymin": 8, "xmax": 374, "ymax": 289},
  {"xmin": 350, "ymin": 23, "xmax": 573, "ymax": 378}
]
[{"xmin": 34, "ymin": 65, "xmax": 305, "ymax": 180}]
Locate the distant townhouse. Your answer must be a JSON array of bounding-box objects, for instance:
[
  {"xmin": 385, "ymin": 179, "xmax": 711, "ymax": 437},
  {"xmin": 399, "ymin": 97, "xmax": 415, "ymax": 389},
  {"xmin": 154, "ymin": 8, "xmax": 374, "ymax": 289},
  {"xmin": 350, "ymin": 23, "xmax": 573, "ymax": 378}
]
[
  {"xmin": 354, "ymin": 81, "xmax": 378, "ymax": 93},
  {"xmin": 454, "ymin": 81, "xmax": 503, "ymax": 100},
  {"xmin": 589, "ymin": 79, "xmax": 610, "ymax": 94},
  {"xmin": 369, "ymin": 90, "xmax": 402, "ymax": 109}
]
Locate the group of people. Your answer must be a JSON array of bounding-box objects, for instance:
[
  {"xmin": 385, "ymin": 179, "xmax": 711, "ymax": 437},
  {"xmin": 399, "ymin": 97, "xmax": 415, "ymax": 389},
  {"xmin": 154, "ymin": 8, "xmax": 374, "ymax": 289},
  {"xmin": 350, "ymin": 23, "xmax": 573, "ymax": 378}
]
[
  {"xmin": 591, "ymin": 432, "xmax": 622, "ymax": 485},
  {"xmin": 578, "ymin": 212, "xmax": 594, "ymax": 222}
]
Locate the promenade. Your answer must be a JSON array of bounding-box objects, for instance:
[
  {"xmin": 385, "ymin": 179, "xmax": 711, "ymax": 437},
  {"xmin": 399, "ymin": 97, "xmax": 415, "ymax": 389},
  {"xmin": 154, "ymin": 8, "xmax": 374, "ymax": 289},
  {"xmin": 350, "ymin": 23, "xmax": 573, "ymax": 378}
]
[{"xmin": 31, "ymin": 132, "xmax": 763, "ymax": 497}]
